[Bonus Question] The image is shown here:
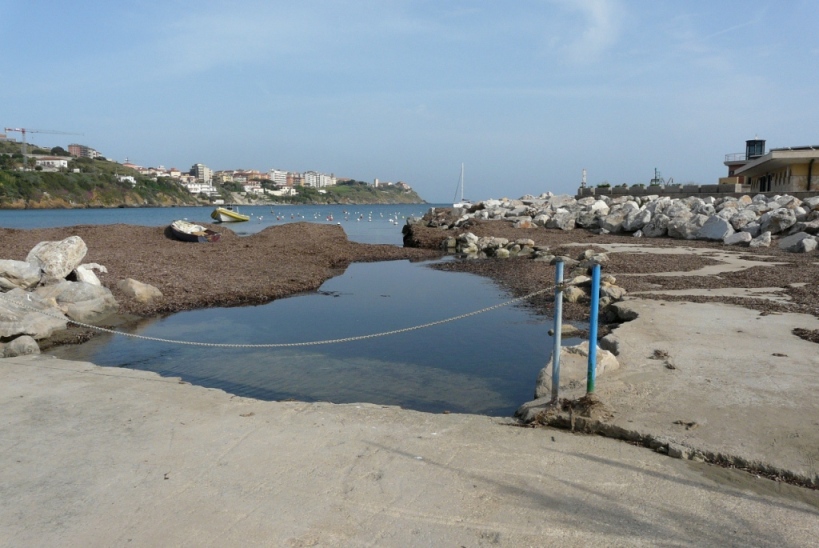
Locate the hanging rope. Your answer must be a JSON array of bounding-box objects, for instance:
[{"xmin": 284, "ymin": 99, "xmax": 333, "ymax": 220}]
[{"xmin": 0, "ymin": 285, "xmax": 555, "ymax": 349}]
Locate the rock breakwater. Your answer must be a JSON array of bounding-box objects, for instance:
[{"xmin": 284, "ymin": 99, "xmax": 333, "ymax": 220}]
[{"xmin": 406, "ymin": 192, "xmax": 819, "ymax": 253}]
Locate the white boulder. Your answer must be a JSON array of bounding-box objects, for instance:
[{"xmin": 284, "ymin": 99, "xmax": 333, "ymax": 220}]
[
  {"xmin": 117, "ymin": 278, "xmax": 163, "ymax": 304},
  {"xmin": 0, "ymin": 288, "xmax": 68, "ymax": 340},
  {"xmin": 697, "ymin": 216, "xmax": 735, "ymax": 241},
  {"xmin": 3, "ymin": 335, "xmax": 40, "ymax": 358},
  {"xmin": 0, "ymin": 259, "xmax": 42, "ymax": 291},
  {"xmin": 35, "ymin": 280, "xmax": 119, "ymax": 323},
  {"xmin": 534, "ymin": 342, "xmax": 619, "ymax": 399},
  {"xmin": 26, "ymin": 236, "xmax": 88, "ymax": 285}
]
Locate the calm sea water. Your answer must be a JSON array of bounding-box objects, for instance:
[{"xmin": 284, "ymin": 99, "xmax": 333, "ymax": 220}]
[
  {"xmin": 4, "ymin": 204, "xmax": 567, "ymax": 416},
  {"xmin": 0, "ymin": 203, "xmax": 436, "ymax": 245}
]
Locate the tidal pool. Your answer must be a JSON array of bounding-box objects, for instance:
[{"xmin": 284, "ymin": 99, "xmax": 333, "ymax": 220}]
[{"xmin": 51, "ymin": 259, "xmax": 574, "ymax": 416}]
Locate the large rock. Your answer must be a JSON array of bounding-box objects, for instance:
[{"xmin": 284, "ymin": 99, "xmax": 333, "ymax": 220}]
[
  {"xmin": 788, "ymin": 219, "xmax": 819, "ymax": 235},
  {"xmin": 532, "ymin": 213, "xmax": 550, "ymax": 227},
  {"xmin": 3, "ymin": 335, "xmax": 40, "ymax": 358},
  {"xmin": 0, "ymin": 259, "xmax": 42, "ymax": 291},
  {"xmin": 562, "ymin": 286, "xmax": 586, "ymax": 303},
  {"xmin": 589, "ymin": 200, "xmax": 610, "ymax": 215},
  {"xmin": 547, "ymin": 195, "xmax": 577, "ymax": 209},
  {"xmin": 642, "ymin": 213, "xmax": 670, "ymax": 238},
  {"xmin": 803, "ymin": 196, "xmax": 819, "ymax": 210},
  {"xmin": 724, "ymin": 231, "xmax": 753, "ymax": 246},
  {"xmin": 73, "ymin": 263, "xmax": 108, "ymax": 287},
  {"xmin": 117, "ymin": 278, "xmax": 163, "ymax": 304},
  {"xmin": 0, "ymin": 288, "xmax": 68, "ymax": 339},
  {"xmin": 749, "ymin": 231, "xmax": 772, "ymax": 248},
  {"xmin": 760, "ymin": 208, "xmax": 797, "ymax": 235},
  {"xmin": 668, "ymin": 213, "xmax": 707, "ymax": 240},
  {"xmin": 729, "ymin": 209, "xmax": 759, "ymax": 230},
  {"xmin": 35, "ymin": 280, "xmax": 119, "ymax": 323},
  {"xmin": 777, "ymin": 232, "xmax": 816, "ymax": 253},
  {"xmin": 534, "ymin": 342, "xmax": 619, "ymax": 399},
  {"xmin": 697, "ymin": 216, "xmax": 735, "ymax": 241},
  {"xmin": 623, "ymin": 208, "xmax": 651, "ymax": 232},
  {"xmin": 26, "ymin": 236, "xmax": 88, "ymax": 284},
  {"xmin": 599, "ymin": 208, "xmax": 629, "ymax": 233},
  {"xmin": 575, "ymin": 210, "xmax": 599, "ymax": 229},
  {"xmin": 546, "ymin": 209, "xmax": 576, "ymax": 231},
  {"xmin": 599, "ymin": 283, "xmax": 627, "ymax": 300}
]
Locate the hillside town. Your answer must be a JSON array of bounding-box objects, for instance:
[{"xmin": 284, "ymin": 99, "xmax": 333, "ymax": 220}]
[{"xmin": 0, "ymin": 132, "xmax": 415, "ymax": 201}]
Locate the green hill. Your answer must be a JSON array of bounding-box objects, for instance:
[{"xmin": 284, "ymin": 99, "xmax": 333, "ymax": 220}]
[
  {"xmin": 264, "ymin": 180, "xmax": 425, "ymax": 205},
  {"xmin": 0, "ymin": 152, "xmax": 199, "ymax": 209},
  {"xmin": 0, "ymin": 141, "xmax": 425, "ymax": 208}
]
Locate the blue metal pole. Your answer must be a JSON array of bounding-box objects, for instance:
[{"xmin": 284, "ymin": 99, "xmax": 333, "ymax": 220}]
[
  {"xmin": 587, "ymin": 264, "xmax": 601, "ymax": 393},
  {"xmin": 551, "ymin": 261, "xmax": 564, "ymax": 404}
]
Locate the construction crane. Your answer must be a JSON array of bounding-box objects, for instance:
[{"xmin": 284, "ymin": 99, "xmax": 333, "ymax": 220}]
[{"xmin": 4, "ymin": 127, "xmax": 83, "ymax": 157}]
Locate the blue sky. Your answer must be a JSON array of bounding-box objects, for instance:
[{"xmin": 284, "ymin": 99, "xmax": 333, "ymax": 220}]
[{"xmin": 2, "ymin": 1, "xmax": 818, "ymax": 202}]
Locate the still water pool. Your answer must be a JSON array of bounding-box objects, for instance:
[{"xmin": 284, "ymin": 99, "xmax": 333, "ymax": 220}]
[
  {"xmin": 50, "ymin": 259, "xmax": 568, "ymax": 416},
  {"xmin": 4, "ymin": 204, "xmax": 570, "ymax": 415}
]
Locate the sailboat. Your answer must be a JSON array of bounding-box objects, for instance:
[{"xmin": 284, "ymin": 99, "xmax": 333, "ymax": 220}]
[{"xmin": 452, "ymin": 163, "xmax": 472, "ymax": 208}]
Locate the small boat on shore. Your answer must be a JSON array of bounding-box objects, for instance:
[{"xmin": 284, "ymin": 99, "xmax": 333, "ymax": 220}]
[
  {"xmin": 169, "ymin": 220, "xmax": 221, "ymax": 243},
  {"xmin": 210, "ymin": 206, "xmax": 250, "ymax": 222}
]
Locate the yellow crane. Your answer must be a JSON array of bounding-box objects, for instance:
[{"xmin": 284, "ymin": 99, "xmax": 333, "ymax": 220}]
[{"xmin": 4, "ymin": 127, "xmax": 83, "ymax": 156}]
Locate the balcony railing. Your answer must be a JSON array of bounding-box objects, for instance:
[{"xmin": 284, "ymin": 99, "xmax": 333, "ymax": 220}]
[{"xmin": 724, "ymin": 152, "xmax": 747, "ymax": 162}]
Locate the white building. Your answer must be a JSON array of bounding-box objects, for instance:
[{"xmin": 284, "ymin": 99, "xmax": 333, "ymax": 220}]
[
  {"xmin": 181, "ymin": 181, "xmax": 219, "ymax": 196},
  {"xmin": 116, "ymin": 175, "xmax": 137, "ymax": 186},
  {"xmin": 304, "ymin": 171, "xmax": 337, "ymax": 188},
  {"xmin": 191, "ymin": 163, "xmax": 213, "ymax": 184},
  {"xmin": 269, "ymin": 169, "xmax": 289, "ymax": 186},
  {"xmin": 34, "ymin": 157, "xmax": 69, "ymax": 171},
  {"xmin": 268, "ymin": 187, "xmax": 299, "ymax": 197},
  {"xmin": 243, "ymin": 181, "xmax": 264, "ymax": 195}
]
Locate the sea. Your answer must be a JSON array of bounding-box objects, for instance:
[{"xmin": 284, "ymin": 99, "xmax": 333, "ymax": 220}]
[{"xmin": 1, "ymin": 203, "xmax": 569, "ymax": 416}]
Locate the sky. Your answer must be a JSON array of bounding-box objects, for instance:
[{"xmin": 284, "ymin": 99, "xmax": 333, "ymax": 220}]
[{"xmin": 2, "ymin": 1, "xmax": 818, "ymax": 203}]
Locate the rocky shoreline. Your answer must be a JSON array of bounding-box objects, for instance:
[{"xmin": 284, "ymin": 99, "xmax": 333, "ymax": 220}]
[
  {"xmin": 2, "ymin": 197, "xmax": 819, "ymax": 489},
  {"xmin": 0, "ymin": 222, "xmax": 440, "ymax": 353},
  {"xmin": 5, "ymin": 191, "xmax": 819, "ymax": 351},
  {"xmin": 403, "ymin": 194, "xmax": 819, "ymax": 325}
]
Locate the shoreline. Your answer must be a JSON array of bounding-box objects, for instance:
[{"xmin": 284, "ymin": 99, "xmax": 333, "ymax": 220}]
[
  {"xmin": 4, "ymin": 224, "xmax": 819, "ymax": 461},
  {"xmin": 0, "ymin": 200, "xmax": 430, "ymax": 210},
  {"xmin": 2, "ymin": 218, "xmax": 818, "ymax": 542}
]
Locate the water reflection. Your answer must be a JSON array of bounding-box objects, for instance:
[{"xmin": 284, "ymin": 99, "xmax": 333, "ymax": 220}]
[{"xmin": 51, "ymin": 259, "xmax": 575, "ymax": 416}]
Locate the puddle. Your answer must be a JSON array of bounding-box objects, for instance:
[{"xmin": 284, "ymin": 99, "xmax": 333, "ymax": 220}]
[{"xmin": 51, "ymin": 259, "xmax": 580, "ymax": 416}]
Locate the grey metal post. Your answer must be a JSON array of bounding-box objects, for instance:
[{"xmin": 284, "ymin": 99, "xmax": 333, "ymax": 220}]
[{"xmin": 551, "ymin": 260, "xmax": 564, "ymax": 404}]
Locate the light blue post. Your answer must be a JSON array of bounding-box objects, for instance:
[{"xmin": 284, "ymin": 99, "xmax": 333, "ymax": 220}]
[
  {"xmin": 587, "ymin": 264, "xmax": 601, "ymax": 393},
  {"xmin": 551, "ymin": 261, "xmax": 564, "ymax": 404}
]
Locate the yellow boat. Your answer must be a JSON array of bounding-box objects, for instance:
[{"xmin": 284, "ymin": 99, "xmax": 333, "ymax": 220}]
[{"xmin": 210, "ymin": 206, "xmax": 250, "ymax": 222}]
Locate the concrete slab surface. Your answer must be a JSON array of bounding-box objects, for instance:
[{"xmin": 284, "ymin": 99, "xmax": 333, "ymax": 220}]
[
  {"xmin": 1, "ymin": 355, "xmax": 817, "ymax": 547},
  {"xmin": 587, "ymin": 299, "xmax": 819, "ymax": 481}
]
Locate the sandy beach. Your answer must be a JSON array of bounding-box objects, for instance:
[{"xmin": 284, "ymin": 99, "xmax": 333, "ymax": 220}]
[{"xmin": 1, "ymin": 217, "xmax": 818, "ymax": 545}]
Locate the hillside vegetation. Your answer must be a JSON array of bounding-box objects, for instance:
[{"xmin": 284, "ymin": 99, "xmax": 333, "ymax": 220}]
[
  {"xmin": 0, "ymin": 141, "xmax": 425, "ymax": 208},
  {"xmin": 0, "ymin": 162, "xmax": 198, "ymax": 209},
  {"xmin": 268, "ymin": 181, "xmax": 424, "ymax": 205}
]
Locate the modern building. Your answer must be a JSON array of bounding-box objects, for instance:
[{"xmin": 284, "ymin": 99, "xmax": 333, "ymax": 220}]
[
  {"xmin": 724, "ymin": 139, "xmax": 819, "ymax": 193},
  {"xmin": 191, "ymin": 163, "xmax": 213, "ymax": 184},
  {"xmin": 304, "ymin": 171, "xmax": 336, "ymax": 188},
  {"xmin": 68, "ymin": 143, "xmax": 101, "ymax": 159},
  {"xmin": 213, "ymin": 171, "xmax": 233, "ymax": 184},
  {"xmin": 269, "ymin": 169, "xmax": 289, "ymax": 187},
  {"xmin": 287, "ymin": 173, "xmax": 305, "ymax": 187}
]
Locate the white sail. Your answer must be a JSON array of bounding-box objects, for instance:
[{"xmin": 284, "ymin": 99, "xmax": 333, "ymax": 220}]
[{"xmin": 453, "ymin": 163, "xmax": 471, "ymax": 208}]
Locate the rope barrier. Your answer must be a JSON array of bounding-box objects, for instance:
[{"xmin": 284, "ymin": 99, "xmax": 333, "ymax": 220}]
[{"xmin": 0, "ymin": 285, "xmax": 555, "ymax": 349}]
